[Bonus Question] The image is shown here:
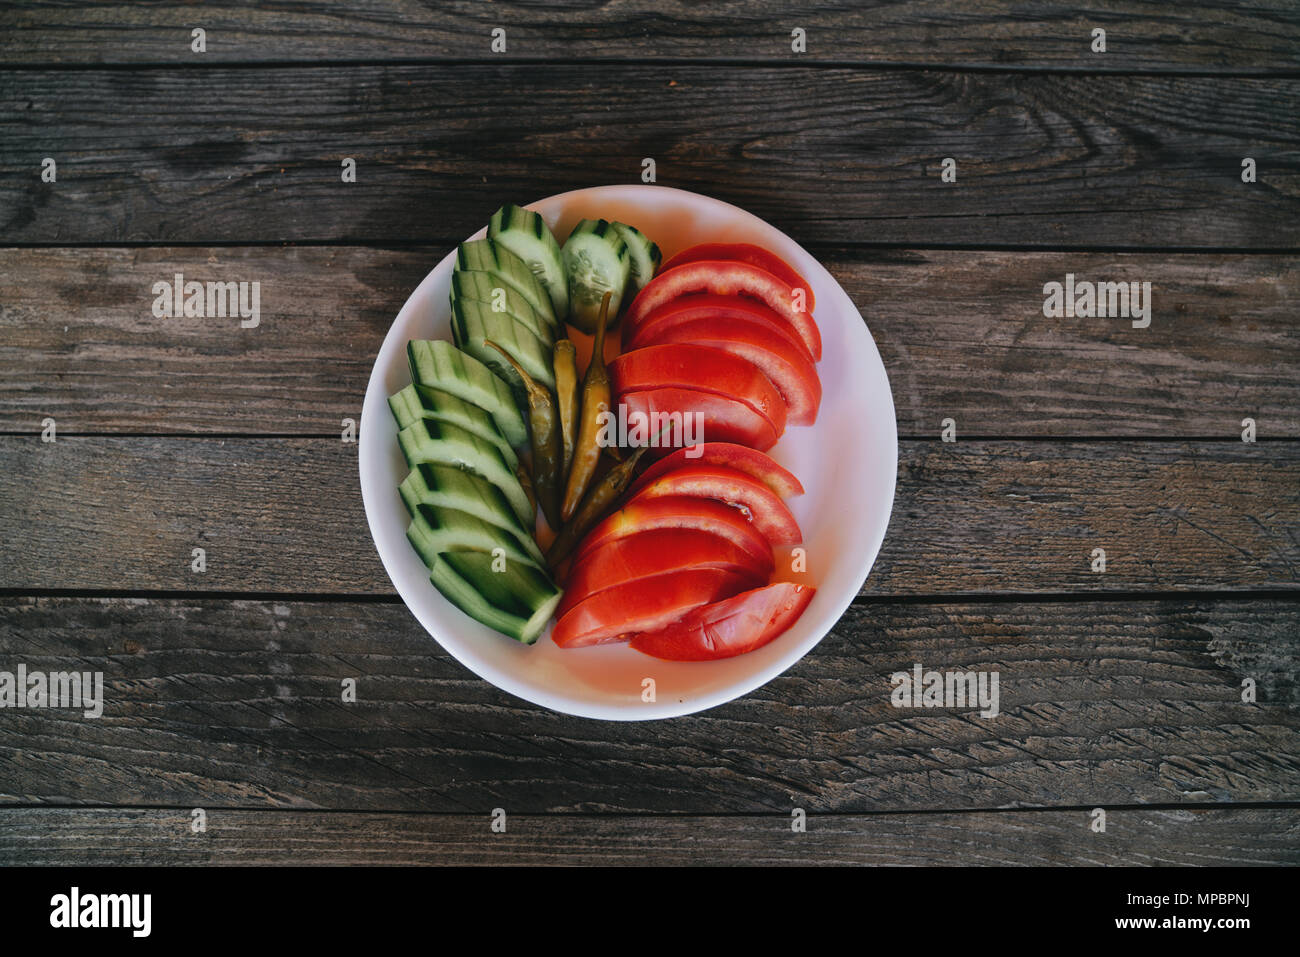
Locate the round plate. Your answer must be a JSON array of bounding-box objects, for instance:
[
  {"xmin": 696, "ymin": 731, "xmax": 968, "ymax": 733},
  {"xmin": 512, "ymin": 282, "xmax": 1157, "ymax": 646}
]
[{"xmin": 359, "ymin": 185, "xmax": 896, "ymax": 720}]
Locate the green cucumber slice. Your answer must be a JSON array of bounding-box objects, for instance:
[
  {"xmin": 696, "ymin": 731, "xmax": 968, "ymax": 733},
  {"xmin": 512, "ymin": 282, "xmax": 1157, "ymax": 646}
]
[
  {"xmin": 406, "ymin": 504, "xmax": 540, "ymax": 571},
  {"xmin": 442, "ymin": 551, "xmax": 562, "ymax": 644},
  {"xmin": 425, "ymin": 550, "xmax": 562, "ymax": 645},
  {"xmin": 388, "ymin": 384, "xmax": 518, "ymax": 470},
  {"xmin": 450, "ymin": 270, "xmax": 556, "ymax": 344},
  {"xmin": 487, "ymin": 203, "xmax": 569, "ymax": 321},
  {"xmin": 562, "ymin": 218, "xmax": 631, "ymax": 333},
  {"xmin": 405, "ymin": 340, "xmax": 527, "ymax": 449},
  {"xmin": 454, "ymin": 239, "xmax": 558, "ymax": 326},
  {"xmin": 452, "ymin": 299, "xmax": 556, "ymax": 395},
  {"xmin": 611, "ymin": 222, "xmax": 662, "ymax": 294},
  {"xmin": 399, "ymin": 464, "xmax": 544, "ymax": 564},
  {"xmin": 396, "ymin": 417, "xmax": 534, "ymax": 527}
]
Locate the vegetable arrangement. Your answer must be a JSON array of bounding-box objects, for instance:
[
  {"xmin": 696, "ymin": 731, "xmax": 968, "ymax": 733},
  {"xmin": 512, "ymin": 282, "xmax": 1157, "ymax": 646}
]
[{"xmin": 389, "ymin": 204, "xmax": 824, "ymax": 661}]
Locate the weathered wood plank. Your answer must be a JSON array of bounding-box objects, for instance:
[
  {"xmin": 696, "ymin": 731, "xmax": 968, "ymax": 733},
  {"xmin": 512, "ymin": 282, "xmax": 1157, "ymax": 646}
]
[
  {"xmin": 2, "ymin": 1, "xmax": 1297, "ymax": 71},
  {"xmin": 2, "ymin": 67, "xmax": 1297, "ymax": 246},
  {"xmin": 2, "ymin": 247, "xmax": 1296, "ymax": 436},
  {"xmin": 1, "ymin": 806, "xmax": 1295, "ymax": 866},
  {"xmin": 0, "ymin": 597, "xmax": 1296, "ymax": 812},
  {"xmin": 0, "ymin": 246, "xmax": 409, "ymax": 434},
  {"xmin": 0, "ymin": 439, "xmax": 1295, "ymax": 594}
]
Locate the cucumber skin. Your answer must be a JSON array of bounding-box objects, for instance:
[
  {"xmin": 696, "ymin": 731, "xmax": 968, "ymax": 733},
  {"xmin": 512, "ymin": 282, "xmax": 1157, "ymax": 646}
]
[
  {"xmin": 405, "ymin": 340, "xmax": 527, "ymax": 448},
  {"xmin": 450, "ymin": 270, "xmax": 557, "ymax": 344},
  {"xmin": 399, "ymin": 464, "xmax": 544, "ymax": 564},
  {"xmin": 488, "ymin": 204, "xmax": 569, "ymax": 321},
  {"xmin": 425, "ymin": 550, "xmax": 562, "ymax": 645},
  {"xmin": 452, "ymin": 299, "xmax": 557, "ymax": 393},
  {"xmin": 387, "ymin": 383, "xmax": 519, "ymax": 470},
  {"xmin": 386, "ymin": 386, "xmax": 425, "ymax": 430},
  {"xmin": 455, "ymin": 239, "xmax": 558, "ymax": 326},
  {"xmin": 396, "ymin": 417, "xmax": 535, "ymax": 528},
  {"xmin": 426, "ymin": 553, "xmax": 537, "ymax": 641},
  {"xmin": 611, "ymin": 221, "xmax": 662, "ymax": 293},
  {"xmin": 406, "ymin": 504, "xmax": 540, "ymax": 570},
  {"xmin": 444, "ymin": 550, "xmax": 560, "ymax": 619},
  {"xmin": 562, "ymin": 219, "xmax": 631, "ymax": 333}
]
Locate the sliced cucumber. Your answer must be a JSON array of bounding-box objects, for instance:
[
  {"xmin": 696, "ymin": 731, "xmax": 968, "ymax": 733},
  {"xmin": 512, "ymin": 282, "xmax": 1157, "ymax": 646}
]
[
  {"xmin": 388, "ymin": 383, "xmax": 518, "ymax": 470},
  {"xmin": 487, "ymin": 203, "xmax": 568, "ymax": 321},
  {"xmin": 452, "ymin": 299, "xmax": 556, "ymax": 394},
  {"xmin": 399, "ymin": 464, "xmax": 544, "ymax": 564},
  {"xmin": 425, "ymin": 550, "xmax": 562, "ymax": 645},
  {"xmin": 396, "ymin": 417, "xmax": 534, "ymax": 527},
  {"xmin": 611, "ymin": 222, "xmax": 661, "ymax": 294},
  {"xmin": 450, "ymin": 270, "xmax": 556, "ymax": 344},
  {"xmin": 387, "ymin": 382, "xmax": 428, "ymax": 429},
  {"xmin": 455, "ymin": 239, "xmax": 557, "ymax": 327},
  {"xmin": 443, "ymin": 551, "xmax": 561, "ymax": 644},
  {"xmin": 405, "ymin": 339, "xmax": 527, "ymax": 448},
  {"xmin": 562, "ymin": 218, "xmax": 630, "ymax": 333},
  {"xmin": 406, "ymin": 504, "xmax": 541, "ymax": 570}
]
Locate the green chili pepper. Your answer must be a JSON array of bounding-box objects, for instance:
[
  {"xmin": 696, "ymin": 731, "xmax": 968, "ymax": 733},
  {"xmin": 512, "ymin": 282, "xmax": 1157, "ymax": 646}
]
[
  {"xmin": 485, "ymin": 340, "xmax": 563, "ymax": 531},
  {"xmin": 515, "ymin": 462, "xmax": 537, "ymax": 516},
  {"xmin": 553, "ymin": 339, "xmax": 579, "ymax": 478},
  {"xmin": 547, "ymin": 446, "xmax": 646, "ymax": 571},
  {"xmin": 561, "ymin": 292, "xmax": 613, "ymax": 522}
]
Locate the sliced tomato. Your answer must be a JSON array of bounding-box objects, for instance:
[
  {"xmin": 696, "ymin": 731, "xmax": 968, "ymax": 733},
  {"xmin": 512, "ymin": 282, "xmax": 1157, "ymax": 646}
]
[
  {"xmin": 629, "ymin": 583, "xmax": 817, "ymax": 661},
  {"xmin": 558, "ymin": 529, "xmax": 770, "ymax": 619},
  {"xmin": 626, "ymin": 464, "xmax": 802, "ymax": 547},
  {"xmin": 629, "ymin": 315, "xmax": 822, "ymax": 426},
  {"xmin": 611, "ymin": 343, "xmax": 787, "ymax": 438},
  {"xmin": 659, "ymin": 243, "xmax": 816, "ymax": 313},
  {"xmin": 629, "ymin": 443, "xmax": 805, "ymax": 499},
  {"xmin": 551, "ymin": 568, "xmax": 756, "ymax": 648},
  {"xmin": 618, "ymin": 387, "xmax": 779, "ymax": 453},
  {"xmin": 624, "ymin": 260, "xmax": 821, "ymax": 361},
  {"xmin": 626, "ymin": 293, "xmax": 814, "ymax": 363},
  {"xmin": 573, "ymin": 495, "xmax": 774, "ymax": 571}
]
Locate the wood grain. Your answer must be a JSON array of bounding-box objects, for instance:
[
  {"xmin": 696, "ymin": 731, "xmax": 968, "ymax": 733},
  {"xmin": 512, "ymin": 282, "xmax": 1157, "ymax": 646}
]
[
  {"xmin": 0, "ymin": 246, "xmax": 412, "ymax": 434},
  {"xmin": 3, "ymin": 4, "xmax": 1297, "ymax": 865},
  {"xmin": 1, "ymin": 597, "xmax": 1296, "ymax": 812},
  {"xmin": 2, "ymin": 67, "xmax": 1297, "ymax": 246},
  {"xmin": 2, "ymin": 806, "xmax": 1295, "ymax": 866},
  {"xmin": 1, "ymin": 438, "xmax": 1295, "ymax": 595},
  {"xmin": 2, "ymin": 246, "xmax": 1296, "ymax": 436},
  {"xmin": 2, "ymin": 1, "xmax": 1297, "ymax": 71}
]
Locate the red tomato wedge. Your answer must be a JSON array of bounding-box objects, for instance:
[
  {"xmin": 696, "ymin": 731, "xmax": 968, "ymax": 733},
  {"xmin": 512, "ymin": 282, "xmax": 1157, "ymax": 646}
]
[
  {"xmin": 629, "ymin": 443, "xmax": 805, "ymax": 499},
  {"xmin": 625, "ymin": 260, "xmax": 822, "ymax": 361},
  {"xmin": 611, "ymin": 343, "xmax": 788, "ymax": 438},
  {"xmin": 626, "ymin": 464, "xmax": 803, "ymax": 547},
  {"xmin": 626, "ymin": 293, "xmax": 814, "ymax": 363},
  {"xmin": 557, "ymin": 529, "xmax": 771, "ymax": 619},
  {"xmin": 551, "ymin": 568, "xmax": 756, "ymax": 648},
  {"xmin": 628, "ymin": 315, "xmax": 822, "ymax": 426},
  {"xmin": 628, "ymin": 582, "xmax": 817, "ymax": 661},
  {"xmin": 573, "ymin": 495, "xmax": 774, "ymax": 571},
  {"xmin": 659, "ymin": 243, "xmax": 816, "ymax": 313},
  {"xmin": 618, "ymin": 387, "xmax": 779, "ymax": 452}
]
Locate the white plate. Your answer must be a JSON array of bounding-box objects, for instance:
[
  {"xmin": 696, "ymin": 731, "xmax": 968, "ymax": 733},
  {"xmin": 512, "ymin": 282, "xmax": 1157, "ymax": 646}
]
[{"xmin": 359, "ymin": 185, "xmax": 896, "ymax": 720}]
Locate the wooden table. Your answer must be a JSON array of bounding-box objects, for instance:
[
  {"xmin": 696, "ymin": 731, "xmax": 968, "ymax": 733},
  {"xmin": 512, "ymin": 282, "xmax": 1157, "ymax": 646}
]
[{"xmin": 1, "ymin": 2, "xmax": 1298, "ymax": 866}]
